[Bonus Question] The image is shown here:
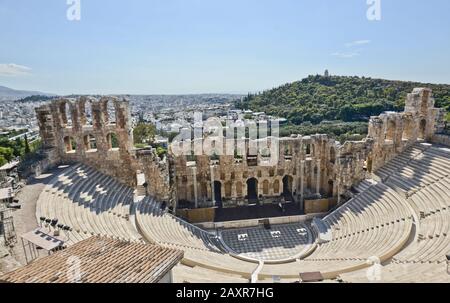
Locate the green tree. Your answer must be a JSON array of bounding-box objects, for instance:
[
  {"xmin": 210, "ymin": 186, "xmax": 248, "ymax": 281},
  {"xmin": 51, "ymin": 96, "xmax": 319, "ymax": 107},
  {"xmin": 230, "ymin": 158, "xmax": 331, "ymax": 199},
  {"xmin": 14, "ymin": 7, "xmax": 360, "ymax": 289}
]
[
  {"xmin": 133, "ymin": 123, "xmax": 156, "ymax": 145},
  {"xmin": 24, "ymin": 134, "xmax": 31, "ymax": 154}
]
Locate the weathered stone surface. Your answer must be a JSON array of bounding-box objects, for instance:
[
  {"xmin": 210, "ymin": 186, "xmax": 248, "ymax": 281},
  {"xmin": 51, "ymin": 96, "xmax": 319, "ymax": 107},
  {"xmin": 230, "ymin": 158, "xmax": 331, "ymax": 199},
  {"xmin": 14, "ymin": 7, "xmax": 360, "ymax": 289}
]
[{"xmin": 35, "ymin": 88, "xmax": 445, "ymax": 211}]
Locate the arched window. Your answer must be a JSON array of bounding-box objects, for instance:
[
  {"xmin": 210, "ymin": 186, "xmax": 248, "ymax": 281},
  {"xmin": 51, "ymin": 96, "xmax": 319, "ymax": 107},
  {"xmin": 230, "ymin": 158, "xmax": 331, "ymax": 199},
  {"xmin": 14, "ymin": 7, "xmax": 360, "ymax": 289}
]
[
  {"xmin": 84, "ymin": 134, "xmax": 97, "ymax": 151},
  {"xmin": 80, "ymin": 99, "xmax": 94, "ymax": 126},
  {"xmin": 107, "ymin": 133, "xmax": 119, "ymax": 150},
  {"xmin": 305, "ymin": 144, "xmax": 311, "ymax": 156},
  {"xmin": 60, "ymin": 102, "xmax": 73, "ymax": 128},
  {"xmin": 64, "ymin": 136, "xmax": 76, "ymax": 153},
  {"xmin": 263, "ymin": 180, "xmax": 269, "ymax": 195},
  {"xmin": 105, "ymin": 100, "xmax": 116, "ymax": 125},
  {"xmin": 273, "ymin": 179, "xmax": 280, "ymax": 194}
]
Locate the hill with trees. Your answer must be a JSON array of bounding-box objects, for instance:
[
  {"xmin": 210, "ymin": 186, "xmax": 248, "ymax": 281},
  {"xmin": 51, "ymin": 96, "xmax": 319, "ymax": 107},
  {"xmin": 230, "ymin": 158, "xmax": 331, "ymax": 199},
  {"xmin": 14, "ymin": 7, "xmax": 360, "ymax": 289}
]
[{"xmin": 236, "ymin": 75, "xmax": 450, "ymax": 142}]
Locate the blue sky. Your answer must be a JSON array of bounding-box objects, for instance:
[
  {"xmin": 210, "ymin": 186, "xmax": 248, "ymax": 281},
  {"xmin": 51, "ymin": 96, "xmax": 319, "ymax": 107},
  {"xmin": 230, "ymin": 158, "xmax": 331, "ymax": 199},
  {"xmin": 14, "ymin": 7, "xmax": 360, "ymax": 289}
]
[{"xmin": 0, "ymin": 0, "xmax": 449, "ymax": 95}]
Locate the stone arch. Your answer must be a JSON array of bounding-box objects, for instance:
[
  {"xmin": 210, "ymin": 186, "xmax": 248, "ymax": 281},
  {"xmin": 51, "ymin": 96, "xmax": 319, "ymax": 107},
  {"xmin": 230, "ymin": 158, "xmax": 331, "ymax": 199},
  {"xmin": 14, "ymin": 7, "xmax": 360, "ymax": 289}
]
[
  {"xmin": 246, "ymin": 178, "xmax": 258, "ymax": 202},
  {"xmin": 84, "ymin": 134, "xmax": 97, "ymax": 151},
  {"xmin": 273, "ymin": 179, "xmax": 280, "ymax": 194},
  {"xmin": 305, "ymin": 144, "xmax": 311, "ymax": 156},
  {"xmin": 263, "ymin": 180, "xmax": 269, "ymax": 195},
  {"xmin": 79, "ymin": 98, "xmax": 94, "ymax": 126},
  {"xmin": 385, "ymin": 119, "xmax": 396, "ymax": 141},
  {"xmin": 63, "ymin": 136, "xmax": 76, "ymax": 153},
  {"xmin": 402, "ymin": 117, "xmax": 414, "ymax": 141},
  {"xmin": 105, "ymin": 100, "xmax": 117, "ymax": 125}
]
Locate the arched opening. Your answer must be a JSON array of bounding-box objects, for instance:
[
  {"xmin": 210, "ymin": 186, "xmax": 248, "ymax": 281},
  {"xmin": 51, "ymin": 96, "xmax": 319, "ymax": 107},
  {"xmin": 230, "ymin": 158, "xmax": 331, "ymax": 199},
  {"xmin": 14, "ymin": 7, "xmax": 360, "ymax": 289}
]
[
  {"xmin": 263, "ymin": 180, "xmax": 269, "ymax": 195},
  {"xmin": 305, "ymin": 144, "xmax": 311, "ymax": 156},
  {"xmin": 283, "ymin": 176, "xmax": 293, "ymax": 200},
  {"xmin": 419, "ymin": 119, "xmax": 427, "ymax": 140},
  {"xmin": 105, "ymin": 100, "xmax": 116, "ymax": 125},
  {"xmin": 82, "ymin": 100, "xmax": 94, "ymax": 126},
  {"xmin": 214, "ymin": 181, "xmax": 222, "ymax": 208},
  {"xmin": 64, "ymin": 136, "xmax": 76, "ymax": 153},
  {"xmin": 60, "ymin": 102, "xmax": 73, "ymax": 128},
  {"xmin": 328, "ymin": 180, "xmax": 334, "ymax": 197},
  {"xmin": 225, "ymin": 181, "xmax": 232, "ymax": 198},
  {"xmin": 330, "ymin": 147, "xmax": 336, "ymax": 164},
  {"xmin": 107, "ymin": 133, "xmax": 119, "ymax": 150},
  {"xmin": 385, "ymin": 120, "xmax": 396, "ymax": 141},
  {"xmin": 246, "ymin": 178, "xmax": 258, "ymax": 202},
  {"xmin": 273, "ymin": 179, "xmax": 280, "ymax": 194},
  {"xmin": 402, "ymin": 118, "xmax": 414, "ymax": 141},
  {"xmin": 84, "ymin": 134, "xmax": 97, "ymax": 151}
]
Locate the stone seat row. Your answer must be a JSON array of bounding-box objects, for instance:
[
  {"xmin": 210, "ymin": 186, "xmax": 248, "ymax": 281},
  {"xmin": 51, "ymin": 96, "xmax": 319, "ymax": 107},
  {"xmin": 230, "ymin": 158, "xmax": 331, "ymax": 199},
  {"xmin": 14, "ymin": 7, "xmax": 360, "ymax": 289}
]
[
  {"xmin": 36, "ymin": 165, "xmax": 142, "ymax": 245},
  {"xmin": 136, "ymin": 197, "xmax": 223, "ymax": 252}
]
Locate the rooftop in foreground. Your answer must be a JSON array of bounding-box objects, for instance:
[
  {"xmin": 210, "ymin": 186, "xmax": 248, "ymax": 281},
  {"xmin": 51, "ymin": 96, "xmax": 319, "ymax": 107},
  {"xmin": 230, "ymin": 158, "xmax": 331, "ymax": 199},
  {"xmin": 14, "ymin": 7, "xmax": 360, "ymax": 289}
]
[{"xmin": 0, "ymin": 236, "xmax": 183, "ymax": 283}]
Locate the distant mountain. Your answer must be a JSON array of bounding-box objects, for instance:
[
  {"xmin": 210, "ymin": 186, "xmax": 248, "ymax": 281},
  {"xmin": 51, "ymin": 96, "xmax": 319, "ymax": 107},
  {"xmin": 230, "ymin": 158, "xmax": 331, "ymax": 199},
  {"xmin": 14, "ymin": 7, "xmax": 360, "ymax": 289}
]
[{"xmin": 0, "ymin": 85, "xmax": 55, "ymax": 101}]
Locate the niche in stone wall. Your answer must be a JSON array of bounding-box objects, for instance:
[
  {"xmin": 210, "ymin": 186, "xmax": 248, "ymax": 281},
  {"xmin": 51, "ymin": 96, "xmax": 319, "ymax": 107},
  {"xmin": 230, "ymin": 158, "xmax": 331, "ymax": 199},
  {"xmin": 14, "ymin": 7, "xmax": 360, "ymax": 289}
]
[
  {"xmin": 330, "ymin": 147, "xmax": 336, "ymax": 164},
  {"xmin": 80, "ymin": 99, "xmax": 94, "ymax": 126},
  {"xmin": 418, "ymin": 119, "xmax": 427, "ymax": 140},
  {"xmin": 402, "ymin": 118, "xmax": 414, "ymax": 141},
  {"xmin": 385, "ymin": 120, "xmax": 396, "ymax": 142}
]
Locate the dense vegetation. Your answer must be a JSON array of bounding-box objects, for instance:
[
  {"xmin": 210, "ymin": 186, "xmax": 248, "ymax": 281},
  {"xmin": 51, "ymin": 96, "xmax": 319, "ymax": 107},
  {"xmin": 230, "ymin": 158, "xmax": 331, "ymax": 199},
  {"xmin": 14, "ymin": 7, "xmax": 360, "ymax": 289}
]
[
  {"xmin": 0, "ymin": 133, "xmax": 41, "ymax": 166},
  {"xmin": 236, "ymin": 75, "xmax": 450, "ymax": 141}
]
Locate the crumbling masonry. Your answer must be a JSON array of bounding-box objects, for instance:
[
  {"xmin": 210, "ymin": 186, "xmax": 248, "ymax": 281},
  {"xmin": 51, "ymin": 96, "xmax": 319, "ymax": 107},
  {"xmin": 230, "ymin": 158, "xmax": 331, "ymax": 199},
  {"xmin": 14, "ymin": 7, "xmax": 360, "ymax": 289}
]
[{"xmin": 35, "ymin": 88, "xmax": 445, "ymax": 212}]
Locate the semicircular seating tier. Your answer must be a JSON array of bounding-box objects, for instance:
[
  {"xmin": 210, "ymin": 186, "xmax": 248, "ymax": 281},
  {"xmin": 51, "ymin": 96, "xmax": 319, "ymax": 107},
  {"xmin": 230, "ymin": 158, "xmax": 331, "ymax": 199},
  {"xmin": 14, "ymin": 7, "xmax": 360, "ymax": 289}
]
[
  {"xmin": 36, "ymin": 164, "xmax": 143, "ymax": 245},
  {"xmin": 339, "ymin": 143, "xmax": 450, "ymax": 282}
]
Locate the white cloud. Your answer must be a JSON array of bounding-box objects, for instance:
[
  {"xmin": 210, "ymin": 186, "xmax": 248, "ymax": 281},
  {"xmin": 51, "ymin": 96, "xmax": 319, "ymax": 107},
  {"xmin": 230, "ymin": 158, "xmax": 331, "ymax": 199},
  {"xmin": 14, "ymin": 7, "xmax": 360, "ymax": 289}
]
[
  {"xmin": 331, "ymin": 51, "xmax": 360, "ymax": 58},
  {"xmin": 0, "ymin": 63, "xmax": 32, "ymax": 76},
  {"xmin": 345, "ymin": 40, "xmax": 371, "ymax": 47}
]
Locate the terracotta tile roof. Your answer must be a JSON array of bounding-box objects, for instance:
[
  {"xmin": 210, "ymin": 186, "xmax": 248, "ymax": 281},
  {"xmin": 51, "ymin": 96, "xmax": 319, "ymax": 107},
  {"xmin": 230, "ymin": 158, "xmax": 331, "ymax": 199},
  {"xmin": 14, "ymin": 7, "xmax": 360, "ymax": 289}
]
[{"xmin": 0, "ymin": 236, "xmax": 183, "ymax": 283}]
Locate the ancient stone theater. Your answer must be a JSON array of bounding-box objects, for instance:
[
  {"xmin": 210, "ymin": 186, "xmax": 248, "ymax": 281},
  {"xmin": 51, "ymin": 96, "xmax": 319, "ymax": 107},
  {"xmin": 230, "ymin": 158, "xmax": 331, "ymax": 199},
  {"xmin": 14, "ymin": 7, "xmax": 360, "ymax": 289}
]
[{"xmin": 3, "ymin": 88, "xmax": 448, "ymax": 283}]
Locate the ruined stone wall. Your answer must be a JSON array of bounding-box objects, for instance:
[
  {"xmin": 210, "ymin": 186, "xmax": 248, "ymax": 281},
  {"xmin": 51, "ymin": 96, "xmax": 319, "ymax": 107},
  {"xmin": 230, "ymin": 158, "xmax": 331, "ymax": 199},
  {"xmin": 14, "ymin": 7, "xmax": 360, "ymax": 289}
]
[
  {"xmin": 136, "ymin": 149, "xmax": 171, "ymax": 202},
  {"xmin": 35, "ymin": 88, "xmax": 445, "ymax": 210},
  {"xmin": 36, "ymin": 97, "xmax": 138, "ymax": 187},
  {"xmin": 172, "ymin": 134, "xmax": 341, "ymax": 209},
  {"xmin": 171, "ymin": 88, "xmax": 445, "ymax": 209},
  {"xmin": 368, "ymin": 88, "xmax": 443, "ymax": 172},
  {"xmin": 36, "ymin": 96, "xmax": 171, "ymax": 194}
]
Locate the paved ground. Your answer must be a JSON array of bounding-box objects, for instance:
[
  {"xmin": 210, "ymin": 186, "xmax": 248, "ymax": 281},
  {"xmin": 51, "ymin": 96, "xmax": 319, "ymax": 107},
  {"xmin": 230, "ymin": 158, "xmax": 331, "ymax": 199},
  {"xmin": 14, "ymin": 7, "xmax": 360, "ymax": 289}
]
[
  {"xmin": 220, "ymin": 223, "xmax": 313, "ymax": 261},
  {"xmin": 0, "ymin": 166, "xmax": 67, "ymax": 272}
]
